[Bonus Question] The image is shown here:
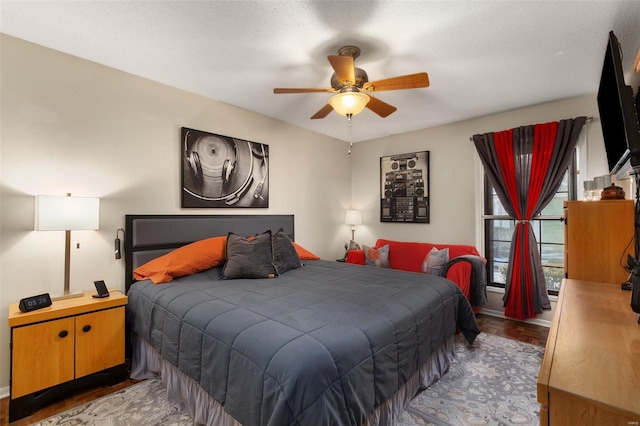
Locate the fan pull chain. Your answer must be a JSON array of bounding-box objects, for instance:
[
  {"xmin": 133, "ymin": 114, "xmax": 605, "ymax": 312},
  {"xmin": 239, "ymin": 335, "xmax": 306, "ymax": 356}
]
[{"xmin": 348, "ymin": 118, "xmax": 354, "ymax": 155}]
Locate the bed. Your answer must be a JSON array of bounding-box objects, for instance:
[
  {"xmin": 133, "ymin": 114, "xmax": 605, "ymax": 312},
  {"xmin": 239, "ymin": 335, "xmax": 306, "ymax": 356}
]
[{"xmin": 124, "ymin": 214, "xmax": 480, "ymax": 426}]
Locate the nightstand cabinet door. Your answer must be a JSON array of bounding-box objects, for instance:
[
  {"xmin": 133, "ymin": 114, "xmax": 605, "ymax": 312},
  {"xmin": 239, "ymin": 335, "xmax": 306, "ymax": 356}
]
[
  {"xmin": 11, "ymin": 317, "xmax": 75, "ymax": 398},
  {"xmin": 75, "ymin": 307, "xmax": 125, "ymax": 378}
]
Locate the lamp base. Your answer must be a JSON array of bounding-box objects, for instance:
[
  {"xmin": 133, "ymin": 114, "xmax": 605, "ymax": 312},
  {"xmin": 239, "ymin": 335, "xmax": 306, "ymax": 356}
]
[{"xmin": 51, "ymin": 291, "xmax": 84, "ymax": 301}]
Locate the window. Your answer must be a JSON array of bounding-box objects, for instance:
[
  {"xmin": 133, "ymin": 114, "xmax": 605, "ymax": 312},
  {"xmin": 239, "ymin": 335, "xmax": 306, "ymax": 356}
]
[{"xmin": 483, "ymin": 157, "xmax": 576, "ymax": 296}]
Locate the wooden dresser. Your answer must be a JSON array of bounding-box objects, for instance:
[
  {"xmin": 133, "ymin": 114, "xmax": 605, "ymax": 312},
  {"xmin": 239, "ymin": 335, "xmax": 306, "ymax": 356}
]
[
  {"xmin": 564, "ymin": 200, "xmax": 634, "ymax": 285},
  {"xmin": 537, "ymin": 279, "xmax": 640, "ymax": 425}
]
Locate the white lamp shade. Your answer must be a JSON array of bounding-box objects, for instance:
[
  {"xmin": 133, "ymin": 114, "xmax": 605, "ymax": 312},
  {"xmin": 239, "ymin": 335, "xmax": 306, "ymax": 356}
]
[
  {"xmin": 345, "ymin": 209, "xmax": 362, "ymax": 226},
  {"xmin": 35, "ymin": 195, "xmax": 100, "ymax": 231},
  {"xmin": 329, "ymin": 92, "xmax": 370, "ymax": 117}
]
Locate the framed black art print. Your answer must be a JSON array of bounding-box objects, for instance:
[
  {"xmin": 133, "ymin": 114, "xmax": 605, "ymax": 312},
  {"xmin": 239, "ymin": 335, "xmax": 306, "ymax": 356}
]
[
  {"xmin": 181, "ymin": 127, "xmax": 269, "ymax": 208},
  {"xmin": 380, "ymin": 151, "xmax": 429, "ymax": 223}
]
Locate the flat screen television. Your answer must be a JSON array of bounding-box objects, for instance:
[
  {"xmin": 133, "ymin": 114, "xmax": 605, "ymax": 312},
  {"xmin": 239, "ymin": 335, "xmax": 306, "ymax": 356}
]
[{"xmin": 597, "ymin": 31, "xmax": 640, "ymax": 180}]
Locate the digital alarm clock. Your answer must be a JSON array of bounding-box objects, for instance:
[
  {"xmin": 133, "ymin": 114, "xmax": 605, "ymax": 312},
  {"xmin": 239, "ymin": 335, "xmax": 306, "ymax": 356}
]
[{"xmin": 18, "ymin": 293, "xmax": 52, "ymax": 312}]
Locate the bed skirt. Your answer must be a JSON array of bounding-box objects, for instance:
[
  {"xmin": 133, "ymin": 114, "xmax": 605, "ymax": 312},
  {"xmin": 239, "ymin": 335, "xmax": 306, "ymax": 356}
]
[{"xmin": 130, "ymin": 333, "xmax": 455, "ymax": 426}]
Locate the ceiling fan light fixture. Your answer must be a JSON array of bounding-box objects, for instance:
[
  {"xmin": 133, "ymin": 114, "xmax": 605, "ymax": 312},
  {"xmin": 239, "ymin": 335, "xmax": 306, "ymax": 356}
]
[{"xmin": 328, "ymin": 92, "xmax": 370, "ymax": 117}]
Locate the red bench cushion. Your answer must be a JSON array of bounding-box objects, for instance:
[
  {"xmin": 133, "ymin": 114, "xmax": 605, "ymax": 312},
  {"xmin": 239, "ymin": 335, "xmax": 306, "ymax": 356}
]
[{"xmin": 374, "ymin": 239, "xmax": 480, "ymax": 273}]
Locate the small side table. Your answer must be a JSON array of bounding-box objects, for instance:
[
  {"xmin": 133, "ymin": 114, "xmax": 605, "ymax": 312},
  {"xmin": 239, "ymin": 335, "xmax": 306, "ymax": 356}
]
[{"xmin": 8, "ymin": 290, "xmax": 128, "ymax": 422}]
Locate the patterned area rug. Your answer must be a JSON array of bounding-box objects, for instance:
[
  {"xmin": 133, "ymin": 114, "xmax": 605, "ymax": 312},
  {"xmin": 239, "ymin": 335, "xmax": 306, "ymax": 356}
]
[
  {"xmin": 34, "ymin": 333, "xmax": 543, "ymax": 426},
  {"xmin": 399, "ymin": 333, "xmax": 543, "ymax": 426},
  {"xmin": 32, "ymin": 379, "xmax": 194, "ymax": 426}
]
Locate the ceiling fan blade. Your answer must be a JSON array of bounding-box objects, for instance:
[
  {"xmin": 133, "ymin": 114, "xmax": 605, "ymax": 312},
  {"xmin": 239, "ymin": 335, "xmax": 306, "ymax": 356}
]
[
  {"xmin": 328, "ymin": 55, "xmax": 356, "ymax": 86},
  {"xmin": 274, "ymin": 88, "xmax": 333, "ymax": 94},
  {"xmin": 310, "ymin": 103, "xmax": 334, "ymax": 119},
  {"xmin": 366, "ymin": 95, "xmax": 397, "ymax": 118},
  {"xmin": 363, "ymin": 72, "xmax": 430, "ymax": 92}
]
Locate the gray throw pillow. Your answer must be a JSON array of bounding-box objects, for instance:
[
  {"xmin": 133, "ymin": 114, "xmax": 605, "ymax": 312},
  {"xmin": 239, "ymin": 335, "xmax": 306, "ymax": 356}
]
[
  {"xmin": 362, "ymin": 244, "xmax": 390, "ymax": 268},
  {"xmin": 222, "ymin": 231, "xmax": 276, "ymax": 279},
  {"xmin": 272, "ymin": 228, "xmax": 302, "ymax": 275},
  {"xmin": 421, "ymin": 247, "xmax": 449, "ymax": 276}
]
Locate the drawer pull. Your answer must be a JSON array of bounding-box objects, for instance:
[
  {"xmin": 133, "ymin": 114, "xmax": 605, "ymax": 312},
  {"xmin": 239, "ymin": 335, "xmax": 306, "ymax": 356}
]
[
  {"xmin": 82, "ymin": 325, "xmax": 91, "ymax": 333},
  {"xmin": 58, "ymin": 330, "xmax": 68, "ymax": 338}
]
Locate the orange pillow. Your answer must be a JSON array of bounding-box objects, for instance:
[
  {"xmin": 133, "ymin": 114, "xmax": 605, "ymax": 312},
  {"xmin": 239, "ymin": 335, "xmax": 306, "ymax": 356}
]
[
  {"xmin": 133, "ymin": 236, "xmax": 227, "ymax": 284},
  {"xmin": 292, "ymin": 242, "xmax": 320, "ymax": 260}
]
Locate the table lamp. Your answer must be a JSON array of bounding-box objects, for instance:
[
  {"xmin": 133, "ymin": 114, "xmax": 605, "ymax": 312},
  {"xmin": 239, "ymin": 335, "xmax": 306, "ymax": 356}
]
[
  {"xmin": 345, "ymin": 209, "xmax": 362, "ymax": 241},
  {"xmin": 35, "ymin": 194, "xmax": 100, "ymax": 300}
]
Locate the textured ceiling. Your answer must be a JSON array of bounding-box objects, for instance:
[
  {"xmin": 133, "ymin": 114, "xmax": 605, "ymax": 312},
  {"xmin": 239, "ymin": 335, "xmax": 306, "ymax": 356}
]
[{"xmin": 2, "ymin": 1, "xmax": 640, "ymax": 142}]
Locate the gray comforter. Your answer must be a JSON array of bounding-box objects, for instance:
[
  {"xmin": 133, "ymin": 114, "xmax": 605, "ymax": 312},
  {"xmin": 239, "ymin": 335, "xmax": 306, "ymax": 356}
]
[{"xmin": 127, "ymin": 259, "xmax": 480, "ymax": 426}]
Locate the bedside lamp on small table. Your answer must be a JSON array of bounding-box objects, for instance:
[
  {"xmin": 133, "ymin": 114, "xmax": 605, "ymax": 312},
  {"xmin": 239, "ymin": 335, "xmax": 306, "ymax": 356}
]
[{"xmin": 35, "ymin": 193, "xmax": 100, "ymax": 300}]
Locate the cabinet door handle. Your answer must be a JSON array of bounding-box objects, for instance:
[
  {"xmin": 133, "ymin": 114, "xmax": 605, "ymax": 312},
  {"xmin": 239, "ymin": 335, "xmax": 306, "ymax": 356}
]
[
  {"xmin": 58, "ymin": 330, "xmax": 68, "ymax": 338},
  {"xmin": 82, "ymin": 325, "xmax": 91, "ymax": 333}
]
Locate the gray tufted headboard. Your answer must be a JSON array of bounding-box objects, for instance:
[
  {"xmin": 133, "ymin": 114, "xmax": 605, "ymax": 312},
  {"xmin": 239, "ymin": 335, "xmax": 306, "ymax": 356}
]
[{"xmin": 124, "ymin": 214, "xmax": 295, "ymax": 292}]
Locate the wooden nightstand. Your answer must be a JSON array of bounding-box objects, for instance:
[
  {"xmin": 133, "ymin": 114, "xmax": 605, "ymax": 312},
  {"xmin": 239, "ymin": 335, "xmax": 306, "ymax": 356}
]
[{"xmin": 8, "ymin": 290, "xmax": 128, "ymax": 422}]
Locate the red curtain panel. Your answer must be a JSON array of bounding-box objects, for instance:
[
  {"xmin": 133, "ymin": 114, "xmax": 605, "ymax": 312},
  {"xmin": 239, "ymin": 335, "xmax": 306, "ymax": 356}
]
[{"xmin": 473, "ymin": 117, "xmax": 586, "ymax": 320}]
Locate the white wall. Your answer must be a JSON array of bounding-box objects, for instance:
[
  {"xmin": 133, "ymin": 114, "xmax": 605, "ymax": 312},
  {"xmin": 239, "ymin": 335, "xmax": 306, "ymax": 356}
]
[
  {"xmin": 349, "ymin": 94, "xmax": 611, "ymax": 324},
  {"xmin": 0, "ymin": 35, "xmax": 352, "ymax": 390}
]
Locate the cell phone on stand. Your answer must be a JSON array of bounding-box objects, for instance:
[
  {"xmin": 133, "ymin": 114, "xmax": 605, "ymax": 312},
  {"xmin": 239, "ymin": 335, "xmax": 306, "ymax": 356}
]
[{"xmin": 92, "ymin": 280, "xmax": 110, "ymax": 298}]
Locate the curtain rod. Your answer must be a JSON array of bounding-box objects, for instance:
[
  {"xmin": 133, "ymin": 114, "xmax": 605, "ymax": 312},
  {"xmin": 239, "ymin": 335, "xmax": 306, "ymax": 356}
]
[{"xmin": 469, "ymin": 116, "xmax": 594, "ymax": 141}]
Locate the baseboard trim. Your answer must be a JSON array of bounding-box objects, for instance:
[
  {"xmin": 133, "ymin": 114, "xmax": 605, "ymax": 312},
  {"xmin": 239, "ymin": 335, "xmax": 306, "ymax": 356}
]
[
  {"xmin": 480, "ymin": 308, "xmax": 551, "ymax": 328},
  {"xmin": 0, "ymin": 385, "xmax": 9, "ymax": 399}
]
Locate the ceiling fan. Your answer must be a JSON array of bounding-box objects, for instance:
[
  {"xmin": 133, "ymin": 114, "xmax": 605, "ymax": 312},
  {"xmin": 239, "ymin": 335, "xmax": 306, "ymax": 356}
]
[{"xmin": 274, "ymin": 46, "xmax": 430, "ymax": 121}]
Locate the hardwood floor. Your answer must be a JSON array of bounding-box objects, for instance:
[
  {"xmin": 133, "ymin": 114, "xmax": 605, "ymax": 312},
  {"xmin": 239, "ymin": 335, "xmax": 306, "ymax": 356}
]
[
  {"xmin": 0, "ymin": 313, "xmax": 549, "ymax": 425},
  {"xmin": 475, "ymin": 313, "xmax": 549, "ymax": 346},
  {"xmin": 0, "ymin": 378, "xmax": 142, "ymax": 426}
]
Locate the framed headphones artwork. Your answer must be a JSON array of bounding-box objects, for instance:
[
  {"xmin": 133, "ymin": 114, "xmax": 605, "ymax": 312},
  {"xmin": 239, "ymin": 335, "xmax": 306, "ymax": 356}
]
[
  {"xmin": 380, "ymin": 151, "xmax": 429, "ymax": 223},
  {"xmin": 181, "ymin": 127, "xmax": 269, "ymax": 208}
]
